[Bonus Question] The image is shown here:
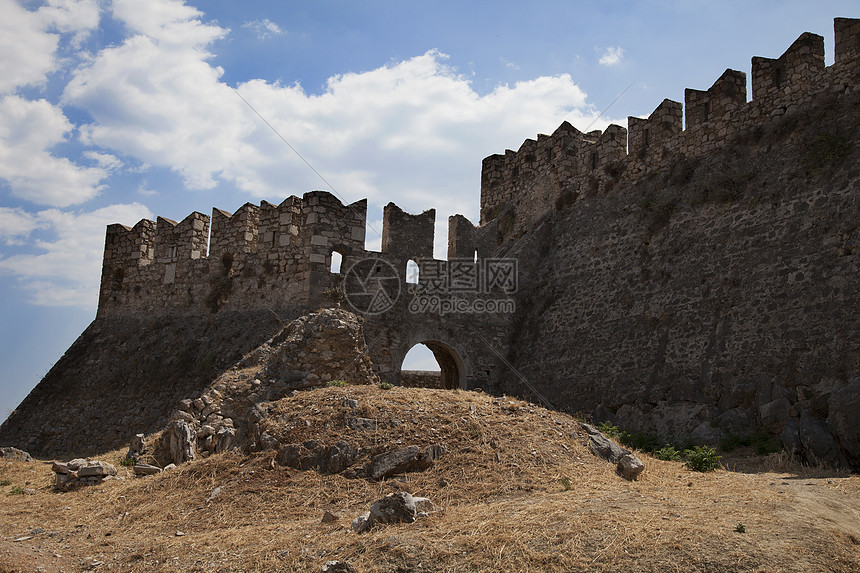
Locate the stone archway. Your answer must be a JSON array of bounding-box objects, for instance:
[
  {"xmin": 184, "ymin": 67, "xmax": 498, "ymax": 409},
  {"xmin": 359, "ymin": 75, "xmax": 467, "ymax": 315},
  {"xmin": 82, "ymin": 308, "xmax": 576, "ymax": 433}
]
[{"xmin": 400, "ymin": 339, "xmax": 467, "ymax": 390}]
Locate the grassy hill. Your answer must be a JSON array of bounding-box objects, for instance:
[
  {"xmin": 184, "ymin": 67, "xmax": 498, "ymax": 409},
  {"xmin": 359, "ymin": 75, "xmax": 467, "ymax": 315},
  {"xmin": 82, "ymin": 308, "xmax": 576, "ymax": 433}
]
[{"xmin": 1, "ymin": 385, "xmax": 858, "ymax": 572}]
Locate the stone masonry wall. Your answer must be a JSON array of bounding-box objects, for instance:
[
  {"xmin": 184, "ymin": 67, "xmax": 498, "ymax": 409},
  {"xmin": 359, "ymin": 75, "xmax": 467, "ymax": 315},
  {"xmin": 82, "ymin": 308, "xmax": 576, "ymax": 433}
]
[
  {"xmin": 2, "ymin": 18, "xmax": 858, "ymax": 468},
  {"xmin": 481, "ymin": 19, "xmax": 860, "ymax": 241},
  {"xmin": 503, "ymin": 84, "xmax": 859, "ymax": 466}
]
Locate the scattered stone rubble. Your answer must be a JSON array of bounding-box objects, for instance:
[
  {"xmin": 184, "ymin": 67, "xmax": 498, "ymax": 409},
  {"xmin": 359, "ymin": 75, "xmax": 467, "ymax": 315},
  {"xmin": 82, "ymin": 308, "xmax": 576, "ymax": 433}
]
[
  {"xmin": 273, "ymin": 442, "xmax": 446, "ymax": 479},
  {"xmin": 277, "ymin": 440, "xmax": 358, "ymax": 474},
  {"xmin": 321, "ymin": 561, "xmax": 356, "ymax": 573},
  {"xmin": 0, "ymin": 447, "xmax": 33, "ymax": 462},
  {"xmin": 155, "ymin": 308, "xmax": 377, "ymax": 465},
  {"xmin": 351, "ymin": 492, "xmax": 435, "ymax": 533},
  {"xmin": 52, "ymin": 459, "xmax": 117, "ymax": 489},
  {"xmin": 369, "ymin": 444, "xmax": 447, "ymax": 480},
  {"xmin": 580, "ymin": 423, "xmax": 645, "ymax": 481}
]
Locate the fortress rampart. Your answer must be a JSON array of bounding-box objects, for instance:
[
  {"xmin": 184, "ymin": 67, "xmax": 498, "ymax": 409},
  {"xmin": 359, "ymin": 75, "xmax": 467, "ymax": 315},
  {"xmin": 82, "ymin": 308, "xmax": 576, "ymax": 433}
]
[
  {"xmin": 99, "ymin": 191, "xmax": 368, "ymax": 316},
  {"xmin": 2, "ymin": 18, "xmax": 858, "ymax": 466},
  {"xmin": 100, "ymin": 19, "xmax": 860, "ymax": 318},
  {"xmin": 481, "ymin": 18, "xmax": 860, "ymax": 237}
]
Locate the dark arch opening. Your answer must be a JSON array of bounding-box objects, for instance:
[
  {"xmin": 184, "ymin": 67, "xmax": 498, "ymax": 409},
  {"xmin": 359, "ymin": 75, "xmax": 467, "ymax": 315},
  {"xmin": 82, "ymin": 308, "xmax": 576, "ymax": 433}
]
[{"xmin": 400, "ymin": 340, "xmax": 464, "ymax": 390}]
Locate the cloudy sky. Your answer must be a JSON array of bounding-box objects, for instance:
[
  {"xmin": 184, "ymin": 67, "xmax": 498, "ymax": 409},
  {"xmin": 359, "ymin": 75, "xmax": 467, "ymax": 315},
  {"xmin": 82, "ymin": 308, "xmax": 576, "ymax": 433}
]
[{"xmin": 0, "ymin": 0, "xmax": 855, "ymax": 422}]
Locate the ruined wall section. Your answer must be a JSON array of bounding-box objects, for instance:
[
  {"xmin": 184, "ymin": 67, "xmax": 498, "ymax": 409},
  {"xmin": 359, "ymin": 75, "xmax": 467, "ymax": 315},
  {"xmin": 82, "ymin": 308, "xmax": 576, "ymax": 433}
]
[
  {"xmin": 481, "ymin": 18, "xmax": 860, "ymax": 238},
  {"xmin": 304, "ymin": 192, "xmax": 368, "ymax": 299},
  {"xmin": 98, "ymin": 191, "xmax": 368, "ymax": 318},
  {"xmin": 504, "ymin": 88, "xmax": 860, "ymax": 461}
]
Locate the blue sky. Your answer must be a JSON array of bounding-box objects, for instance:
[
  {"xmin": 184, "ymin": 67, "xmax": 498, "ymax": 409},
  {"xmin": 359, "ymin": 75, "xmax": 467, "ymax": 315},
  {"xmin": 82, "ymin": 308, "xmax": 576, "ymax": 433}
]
[{"xmin": 0, "ymin": 0, "xmax": 856, "ymax": 423}]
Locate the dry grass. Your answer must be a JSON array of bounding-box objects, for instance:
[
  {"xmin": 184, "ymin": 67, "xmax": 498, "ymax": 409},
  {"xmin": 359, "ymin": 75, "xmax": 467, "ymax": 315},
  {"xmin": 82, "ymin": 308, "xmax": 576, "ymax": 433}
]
[{"xmin": 1, "ymin": 386, "xmax": 858, "ymax": 572}]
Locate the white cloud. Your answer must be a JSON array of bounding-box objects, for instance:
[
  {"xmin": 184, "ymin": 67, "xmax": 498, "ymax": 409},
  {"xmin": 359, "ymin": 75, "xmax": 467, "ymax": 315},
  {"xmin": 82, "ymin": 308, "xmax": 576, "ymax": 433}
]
[
  {"xmin": 63, "ymin": 13, "xmax": 612, "ymax": 210},
  {"xmin": 54, "ymin": 0, "xmax": 623, "ymax": 261},
  {"xmin": 0, "ymin": 0, "xmax": 99, "ymax": 95},
  {"xmin": 242, "ymin": 18, "xmax": 284, "ymax": 40},
  {"xmin": 137, "ymin": 181, "xmax": 158, "ymax": 196},
  {"xmin": 0, "ymin": 207, "xmax": 45, "ymax": 244},
  {"xmin": 500, "ymin": 57, "xmax": 520, "ymax": 71},
  {"xmin": 599, "ymin": 46, "xmax": 624, "ymax": 66},
  {"xmin": 0, "ymin": 95, "xmax": 109, "ymax": 206},
  {"xmin": 37, "ymin": 0, "xmax": 100, "ymax": 46},
  {"xmin": 111, "ymin": 0, "xmax": 224, "ymax": 47},
  {"xmin": 83, "ymin": 151, "xmax": 122, "ymax": 171},
  {"xmin": 0, "ymin": 202, "xmax": 153, "ymax": 308}
]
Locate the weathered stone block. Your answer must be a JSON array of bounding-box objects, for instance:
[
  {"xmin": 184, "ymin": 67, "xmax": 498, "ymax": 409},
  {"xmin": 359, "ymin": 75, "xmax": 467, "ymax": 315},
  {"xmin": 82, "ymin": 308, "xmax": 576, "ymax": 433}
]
[
  {"xmin": 827, "ymin": 378, "xmax": 860, "ymax": 464},
  {"xmin": 760, "ymin": 398, "xmax": 791, "ymax": 433},
  {"xmin": 617, "ymin": 453, "xmax": 645, "ymax": 480}
]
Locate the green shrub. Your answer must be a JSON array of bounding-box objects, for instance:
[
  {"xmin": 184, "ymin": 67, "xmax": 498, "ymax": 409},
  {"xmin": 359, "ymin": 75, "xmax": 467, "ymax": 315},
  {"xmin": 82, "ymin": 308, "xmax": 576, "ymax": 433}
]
[
  {"xmin": 560, "ymin": 477, "xmax": 572, "ymax": 491},
  {"xmin": 596, "ymin": 422, "xmax": 622, "ymax": 439},
  {"xmin": 378, "ymin": 382, "xmax": 394, "ymax": 390},
  {"xmin": 8, "ymin": 485, "xmax": 24, "ymax": 495},
  {"xmin": 0, "ymin": 479, "xmax": 10, "ymax": 486},
  {"xmin": 654, "ymin": 444, "xmax": 682, "ymax": 461},
  {"xmin": 683, "ymin": 446, "xmax": 721, "ymax": 472},
  {"xmin": 735, "ymin": 523, "xmax": 746, "ymax": 533},
  {"xmin": 721, "ymin": 429, "xmax": 781, "ymax": 456},
  {"xmin": 619, "ymin": 430, "xmax": 661, "ymax": 452},
  {"xmin": 120, "ymin": 457, "xmax": 135, "ymax": 467},
  {"xmin": 753, "ymin": 431, "xmax": 781, "ymax": 455},
  {"xmin": 720, "ymin": 432, "xmax": 749, "ymax": 452},
  {"xmin": 326, "ymin": 380, "xmax": 348, "ymax": 387}
]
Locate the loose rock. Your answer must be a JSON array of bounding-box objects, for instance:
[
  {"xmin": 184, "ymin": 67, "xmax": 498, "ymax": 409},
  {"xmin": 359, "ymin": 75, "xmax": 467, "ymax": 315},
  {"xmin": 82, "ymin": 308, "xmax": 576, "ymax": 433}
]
[
  {"xmin": 168, "ymin": 420, "xmax": 196, "ymax": 464},
  {"xmin": 580, "ymin": 423, "xmax": 630, "ymax": 463},
  {"xmin": 369, "ymin": 444, "xmax": 445, "ymax": 480},
  {"xmin": 0, "ymin": 447, "xmax": 33, "ymax": 462},
  {"xmin": 321, "ymin": 561, "xmax": 356, "ymax": 573},
  {"xmin": 369, "ymin": 492, "xmax": 434, "ymax": 525},
  {"xmin": 617, "ymin": 453, "xmax": 645, "ymax": 480},
  {"xmin": 52, "ymin": 459, "xmax": 117, "ymax": 489},
  {"xmin": 321, "ymin": 510, "xmax": 339, "ymax": 523},
  {"xmin": 351, "ymin": 512, "xmax": 372, "ymax": 533},
  {"xmin": 133, "ymin": 463, "xmax": 162, "ymax": 476}
]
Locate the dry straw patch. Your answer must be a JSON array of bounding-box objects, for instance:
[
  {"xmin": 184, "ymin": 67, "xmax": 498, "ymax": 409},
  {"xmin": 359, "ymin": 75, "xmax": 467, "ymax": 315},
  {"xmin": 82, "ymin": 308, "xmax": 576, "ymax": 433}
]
[{"xmin": 1, "ymin": 386, "xmax": 858, "ymax": 572}]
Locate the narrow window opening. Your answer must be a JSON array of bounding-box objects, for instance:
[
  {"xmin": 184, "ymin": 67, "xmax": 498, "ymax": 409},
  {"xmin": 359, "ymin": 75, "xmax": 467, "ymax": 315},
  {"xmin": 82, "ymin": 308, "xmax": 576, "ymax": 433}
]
[
  {"xmin": 330, "ymin": 251, "xmax": 343, "ymax": 274},
  {"xmin": 168, "ymin": 245, "xmax": 177, "ymax": 259},
  {"xmin": 773, "ymin": 67, "xmax": 783, "ymax": 89},
  {"xmin": 703, "ymin": 101, "xmax": 710, "ymax": 122},
  {"xmin": 590, "ymin": 152, "xmax": 598, "ymax": 170},
  {"xmin": 643, "ymin": 128, "xmax": 650, "ymax": 148},
  {"xmin": 406, "ymin": 259, "xmax": 419, "ymax": 284},
  {"xmin": 473, "ymin": 250, "xmax": 478, "ymax": 263}
]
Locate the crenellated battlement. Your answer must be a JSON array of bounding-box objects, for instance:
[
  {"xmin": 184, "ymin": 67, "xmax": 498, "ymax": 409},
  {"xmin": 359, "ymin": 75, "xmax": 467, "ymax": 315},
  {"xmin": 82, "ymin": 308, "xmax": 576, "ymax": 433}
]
[
  {"xmin": 209, "ymin": 203, "xmax": 260, "ymax": 258},
  {"xmin": 835, "ymin": 17, "xmax": 860, "ymax": 65},
  {"xmin": 480, "ymin": 18, "xmax": 860, "ymax": 236},
  {"xmin": 751, "ymin": 32, "xmax": 825, "ymax": 104},
  {"xmin": 381, "ymin": 203, "xmax": 435, "ymax": 261},
  {"xmin": 9, "ymin": 17, "xmax": 859, "ymax": 467},
  {"xmin": 628, "ymin": 98, "xmax": 681, "ymax": 159},
  {"xmin": 97, "ymin": 190, "xmax": 446, "ymax": 318},
  {"xmin": 99, "ymin": 18, "xmax": 859, "ymax": 319}
]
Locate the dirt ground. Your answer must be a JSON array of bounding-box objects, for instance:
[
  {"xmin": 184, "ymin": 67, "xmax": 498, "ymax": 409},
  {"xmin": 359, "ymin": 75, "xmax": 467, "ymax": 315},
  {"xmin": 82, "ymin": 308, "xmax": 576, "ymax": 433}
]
[{"xmin": 1, "ymin": 386, "xmax": 858, "ymax": 572}]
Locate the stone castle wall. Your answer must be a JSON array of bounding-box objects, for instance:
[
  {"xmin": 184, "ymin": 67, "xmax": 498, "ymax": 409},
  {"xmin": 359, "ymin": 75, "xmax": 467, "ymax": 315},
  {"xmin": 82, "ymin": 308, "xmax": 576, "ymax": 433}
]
[
  {"xmin": 480, "ymin": 18, "xmax": 860, "ymax": 240},
  {"xmin": 1, "ymin": 18, "xmax": 858, "ymax": 466},
  {"xmin": 492, "ymin": 18, "xmax": 860, "ymax": 466},
  {"xmin": 99, "ymin": 191, "xmax": 366, "ymax": 317}
]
